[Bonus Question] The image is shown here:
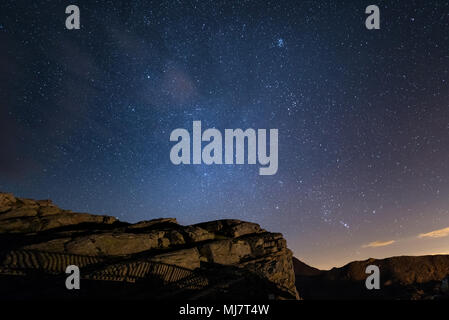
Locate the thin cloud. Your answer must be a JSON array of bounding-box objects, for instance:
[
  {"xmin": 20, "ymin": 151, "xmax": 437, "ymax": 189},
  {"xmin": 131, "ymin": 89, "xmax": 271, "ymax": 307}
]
[
  {"xmin": 418, "ymin": 227, "xmax": 449, "ymax": 239},
  {"xmin": 362, "ymin": 240, "xmax": 396, "ymax": 248}
]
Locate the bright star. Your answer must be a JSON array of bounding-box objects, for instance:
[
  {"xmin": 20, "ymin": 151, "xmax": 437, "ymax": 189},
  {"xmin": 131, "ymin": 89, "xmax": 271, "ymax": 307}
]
[{"xmin": 277, "ymin": 38, "xmax": 285, "ymax": 48}]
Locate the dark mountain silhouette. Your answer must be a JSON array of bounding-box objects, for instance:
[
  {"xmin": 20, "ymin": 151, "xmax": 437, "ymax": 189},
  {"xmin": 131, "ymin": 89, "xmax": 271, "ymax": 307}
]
[
  {"xmin": 294, "ymin": 256, "xmax": 449, "ymax": 300},
  {"xmin": 292, "ymin": 257, "xmax": 322, "ymax": 276}
]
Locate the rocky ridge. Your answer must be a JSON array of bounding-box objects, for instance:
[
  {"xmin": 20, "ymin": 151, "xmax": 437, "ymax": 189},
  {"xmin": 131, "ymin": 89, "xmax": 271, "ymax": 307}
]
[
  {"xmin": 0, "ymin": 192, "xmax": 299, "ymax": 300},
  {"xmin": 294, "ymin": 256, "xmax": 449, "ymax": 300}
]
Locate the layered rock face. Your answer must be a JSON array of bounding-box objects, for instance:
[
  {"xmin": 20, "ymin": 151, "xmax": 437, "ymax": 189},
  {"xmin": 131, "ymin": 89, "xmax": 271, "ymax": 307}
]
[{"xmin": 0, "ymin": 192, "xmax": 299, "ymax": 300}]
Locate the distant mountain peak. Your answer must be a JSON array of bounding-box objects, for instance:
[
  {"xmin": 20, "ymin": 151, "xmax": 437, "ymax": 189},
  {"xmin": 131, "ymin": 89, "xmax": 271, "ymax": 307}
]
[{"xmin": 292, "ymin": 257, "xmax": 322, "ymax": 276}]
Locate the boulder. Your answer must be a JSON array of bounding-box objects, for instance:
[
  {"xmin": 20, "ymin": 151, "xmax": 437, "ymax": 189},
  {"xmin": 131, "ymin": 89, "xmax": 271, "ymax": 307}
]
[
  {"xmin": 195, "ymin": 219, "xmax": 263, "ymax": 238},
  {"xmin": 149, "ymin": 248, "xmax": 201, "ymax": 270},
  {"xmin": 0, "ymin": 211, "xmax": 117, "ymax": 234},
  {"xmin": 199, "ymin": 239, "xmax": 252, "ymax": 265},
  {"xmin": 65, "ymin": 231, "xmax": 165, "ymax": 256},
  {"xmin": 0, "ymin": 193, "xmax": 16, "ymax": 213},
  {"xmin": 183, "ymin": 225, "xmax": 216, "ymax": 242},
  {"xmin": 127, "ymin": 218, "xmax": 178, "ymax": 229},
  {"xmin": 0, "ymin": 208, "xmax": 38, "ymax": 221}
]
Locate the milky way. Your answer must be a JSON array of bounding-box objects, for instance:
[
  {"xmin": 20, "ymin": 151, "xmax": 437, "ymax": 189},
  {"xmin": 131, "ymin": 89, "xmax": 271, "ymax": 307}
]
[{"xmin": 1, "ymin": 0, "xmax": 449, "ymax": 269}]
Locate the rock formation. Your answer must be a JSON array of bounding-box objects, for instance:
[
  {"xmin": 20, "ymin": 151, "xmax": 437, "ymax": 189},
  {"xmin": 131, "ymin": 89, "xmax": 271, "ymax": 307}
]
[{"xmin": 0, "ymin": 192, "xmax": 299, "ymax": 300}]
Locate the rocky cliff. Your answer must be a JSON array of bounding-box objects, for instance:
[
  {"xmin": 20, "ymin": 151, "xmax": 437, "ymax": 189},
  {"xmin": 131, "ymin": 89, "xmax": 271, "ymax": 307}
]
[{"xmin": 0, "ymin": 192, "xmax": 299, "ymax": 300}]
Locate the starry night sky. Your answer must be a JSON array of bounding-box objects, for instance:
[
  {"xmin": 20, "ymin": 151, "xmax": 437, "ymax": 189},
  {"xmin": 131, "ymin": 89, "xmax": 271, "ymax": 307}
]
[{"xmin": 1, "ymin": 0, "xmax": 449, "ymax": 269}]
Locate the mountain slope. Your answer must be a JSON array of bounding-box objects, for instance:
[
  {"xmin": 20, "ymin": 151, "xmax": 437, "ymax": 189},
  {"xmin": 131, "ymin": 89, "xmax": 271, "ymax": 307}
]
[
  {"xmin": 294, "ymin": 255, "xmax": 449, "ymax": 300},
  {"xmin": 292, "ymin": 257, "xmax": 322, "ymax": 276}
]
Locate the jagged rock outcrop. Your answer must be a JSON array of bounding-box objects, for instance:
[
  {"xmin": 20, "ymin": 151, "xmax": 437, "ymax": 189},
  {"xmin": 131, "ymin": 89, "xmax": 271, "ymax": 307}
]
[
  {"xmin": 0, "ymin": 193, "xmax": 117, "ymax": 234},
  {"xmin": 0, "ymin": 192, "xmax": 299, "ymax": 300}
]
